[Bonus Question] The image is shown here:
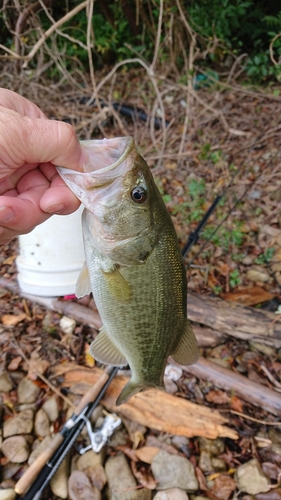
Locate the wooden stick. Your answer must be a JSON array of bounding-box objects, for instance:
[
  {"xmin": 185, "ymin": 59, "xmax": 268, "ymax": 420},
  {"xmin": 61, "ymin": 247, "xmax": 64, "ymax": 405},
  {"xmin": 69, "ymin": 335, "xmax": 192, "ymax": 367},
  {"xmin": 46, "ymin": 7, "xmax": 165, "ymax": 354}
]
[
  {"xmin": 188, "ymin": 291, "xmax": 281, "ymax": 341},
  {"xmin": 182, "ymin": 357, "xmax": 281, "ymax": 417}
]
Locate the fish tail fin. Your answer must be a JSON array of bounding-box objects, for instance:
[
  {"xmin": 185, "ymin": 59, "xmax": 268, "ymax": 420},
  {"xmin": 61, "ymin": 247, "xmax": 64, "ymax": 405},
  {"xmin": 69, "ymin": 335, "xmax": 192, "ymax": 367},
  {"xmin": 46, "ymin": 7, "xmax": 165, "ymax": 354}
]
[{"xmin": 116, "ymin": 380, "xmax": 164, "ymax": 406}]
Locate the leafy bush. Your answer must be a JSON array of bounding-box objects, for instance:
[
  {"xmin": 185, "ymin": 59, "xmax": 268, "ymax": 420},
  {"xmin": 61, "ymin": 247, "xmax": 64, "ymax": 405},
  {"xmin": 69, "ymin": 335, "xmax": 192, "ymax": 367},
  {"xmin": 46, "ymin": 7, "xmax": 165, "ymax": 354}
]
[{"xmin": 1, "ymin": 0, "xmax": 281, "ymax": 82}]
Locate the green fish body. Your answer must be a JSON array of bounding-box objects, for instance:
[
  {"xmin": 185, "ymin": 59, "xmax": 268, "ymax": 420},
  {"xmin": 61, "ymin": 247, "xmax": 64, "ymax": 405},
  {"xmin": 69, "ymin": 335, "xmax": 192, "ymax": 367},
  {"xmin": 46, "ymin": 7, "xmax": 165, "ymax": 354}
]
[{"xmin": 57, "ymin": 137, "xmax": 198, "ymax": 405}]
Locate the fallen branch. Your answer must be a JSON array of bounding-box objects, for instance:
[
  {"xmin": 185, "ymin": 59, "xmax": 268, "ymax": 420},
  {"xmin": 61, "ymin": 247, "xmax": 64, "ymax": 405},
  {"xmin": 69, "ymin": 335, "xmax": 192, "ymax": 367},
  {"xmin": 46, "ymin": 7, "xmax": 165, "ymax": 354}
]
[
  {"xmin": 188, "ymin": 291, "xmax": 281, "ymax": 342},
  {"xmin": 182, "ymin": 357, "xmax": 281, "ymax": 417},
  {"xmin": 0, "ymin": 277, "xmax": 101, "ymax": 329}
]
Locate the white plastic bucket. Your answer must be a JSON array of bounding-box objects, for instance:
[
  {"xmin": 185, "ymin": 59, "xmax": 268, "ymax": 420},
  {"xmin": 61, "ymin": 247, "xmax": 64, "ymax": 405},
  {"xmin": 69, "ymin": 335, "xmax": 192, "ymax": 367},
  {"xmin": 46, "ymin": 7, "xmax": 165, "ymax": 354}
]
[{"xmin": 16, "ymin": 206, "xmax": 85, "ymax": 296}]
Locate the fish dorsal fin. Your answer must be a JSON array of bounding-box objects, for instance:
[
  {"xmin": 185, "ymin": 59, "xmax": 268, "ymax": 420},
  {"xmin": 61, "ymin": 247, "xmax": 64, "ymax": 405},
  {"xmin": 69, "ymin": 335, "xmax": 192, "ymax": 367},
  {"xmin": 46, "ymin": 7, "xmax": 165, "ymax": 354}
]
[
  {"xmin": 76, "ymin": 262, "xmax": 92, "ymax": 298},
  {"xmin": 90, "ymin": 326, "xmax": 127, "ymax": 367},
  {"xmin": 101, "ymin": 268, "xmax": 132, "ymax": 302},
  {"xmin": 171, "ymin": 320, "xmax": 199, "ymax": 366}
]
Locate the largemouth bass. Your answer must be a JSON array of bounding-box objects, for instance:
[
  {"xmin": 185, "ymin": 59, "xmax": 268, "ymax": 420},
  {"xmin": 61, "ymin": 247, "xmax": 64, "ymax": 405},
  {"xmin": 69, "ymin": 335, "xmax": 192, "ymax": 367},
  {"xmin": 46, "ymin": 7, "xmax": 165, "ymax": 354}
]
[{"xmin": 57, "ymin": 137, "xmax": 198, "ymax": 405}]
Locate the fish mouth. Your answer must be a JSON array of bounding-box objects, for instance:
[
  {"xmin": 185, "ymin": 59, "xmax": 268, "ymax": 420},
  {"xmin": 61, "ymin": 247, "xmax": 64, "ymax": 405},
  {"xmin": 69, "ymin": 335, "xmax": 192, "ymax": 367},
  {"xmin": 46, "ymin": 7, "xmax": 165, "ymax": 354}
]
[
  {"xmin": 56, "ymin": 136, "xmax": 135, "ymax": 198},
  {"xmin": 81, "ymin": 136, "xmax": 134, "ymax": 174}
]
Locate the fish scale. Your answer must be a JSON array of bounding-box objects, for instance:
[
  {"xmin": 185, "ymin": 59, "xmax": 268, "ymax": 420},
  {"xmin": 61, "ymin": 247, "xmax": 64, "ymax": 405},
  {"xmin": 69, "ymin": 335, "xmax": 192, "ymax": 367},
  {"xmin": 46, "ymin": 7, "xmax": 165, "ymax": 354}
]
[{"xmin": 57, "ymin": 136, "xmax": 198, "ymax": 405}]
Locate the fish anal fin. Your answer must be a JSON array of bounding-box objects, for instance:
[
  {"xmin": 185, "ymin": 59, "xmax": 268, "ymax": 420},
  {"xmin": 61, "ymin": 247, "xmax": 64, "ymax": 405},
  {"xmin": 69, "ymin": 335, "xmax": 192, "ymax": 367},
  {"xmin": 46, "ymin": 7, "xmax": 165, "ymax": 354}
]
[
  {"xmin": 171, "ymin": 320, "xmax": 199, "ymax": 366},
  {"xmin": 101, "ymin": 267, "xmax": 132, "ymax": 302},
  {"xmin": 76, "ymin": 262, "xmax": 92, "ymax": 298},
  {"xmin": 90, "ymin": 326, "xmax": 127, "ymax": 367},
  {"xmin": 116, "ymin": 381, "xmax": 165, "ymax": 406}
]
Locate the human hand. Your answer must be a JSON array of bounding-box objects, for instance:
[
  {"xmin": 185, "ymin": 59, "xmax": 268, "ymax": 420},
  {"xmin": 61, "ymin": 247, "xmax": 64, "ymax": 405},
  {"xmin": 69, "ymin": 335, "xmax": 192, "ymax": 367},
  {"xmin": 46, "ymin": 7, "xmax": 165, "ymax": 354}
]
[{"xmin": 0, "ymin": 88, "xmax": 84, "ymax": 244}]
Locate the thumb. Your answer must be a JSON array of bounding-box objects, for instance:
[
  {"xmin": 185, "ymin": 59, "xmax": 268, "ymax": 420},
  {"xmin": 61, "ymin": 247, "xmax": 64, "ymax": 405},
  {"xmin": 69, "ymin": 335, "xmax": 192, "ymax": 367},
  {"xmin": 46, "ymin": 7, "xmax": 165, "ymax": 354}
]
[{"xmin": 0, "ymin": 108, "xmax": 84, "ymax": 171}]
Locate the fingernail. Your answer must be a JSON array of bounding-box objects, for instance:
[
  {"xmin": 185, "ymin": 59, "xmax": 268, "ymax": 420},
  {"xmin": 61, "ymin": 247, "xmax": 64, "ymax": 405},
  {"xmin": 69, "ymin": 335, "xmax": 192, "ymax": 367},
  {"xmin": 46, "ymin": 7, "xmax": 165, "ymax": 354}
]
[
  {"xmin": 45, "ymin": 203, "xmax": 65, "ymax": 214},
  {"xmin": 0, "ymin": 207, "xmax": 14, "ymax": 223}
]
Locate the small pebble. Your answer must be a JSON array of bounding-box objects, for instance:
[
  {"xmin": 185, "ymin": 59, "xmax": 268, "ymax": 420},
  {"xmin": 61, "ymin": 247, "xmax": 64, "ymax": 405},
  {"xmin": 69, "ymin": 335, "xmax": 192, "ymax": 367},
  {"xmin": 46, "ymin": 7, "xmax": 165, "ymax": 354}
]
[
  {"xmin": 151, "ymin": 450, "xmax": 198, "ymax": 491},
  {"xmin": 77, "ymin": 450, "xmax": 103, "ymax": 471},
  {"xmin": 83, "ymin": 464, "xmax": 107, "ymax": 491},
  {"xmin": 3, "ymin": 410, "xmax": 34, "ymax": 438},
  {"xmin": 17, "ymin": 377, "xmax": 40, "ymax": 404},
  {"xmin": 68, "ymin": 470, "xmax": 101, "ymax": 500},
  {"xmin": 34, "ymin": 408, "xmax": 50, "ymax": 437},
  {"xmin": 1, "ymin": 436, "xmax": 30, "ymax": 463},
  {"xmin": 154, "ymin": 489, "xmax": 189, "ymax": 499},
  {"xmin": 0, "ymin": 489, "xmax": 17, "ymax": 500},
  {"xmin": 59, "ymin": 316, "xmax": 76, "ymax": 335},
  {"xmin": 235, "ymin": 458, "xmax": 271, "ymax": 495},
  {"xmin": 0, "ymin": 373, "xmax": 13, "ymax": 392},
  {"xmin": 42, "ymin": 396, "xmax": 59, "ymax": 422},
  {"xmin": 50, "ymin": 456, "xmax": 69, "ymax": 499}
]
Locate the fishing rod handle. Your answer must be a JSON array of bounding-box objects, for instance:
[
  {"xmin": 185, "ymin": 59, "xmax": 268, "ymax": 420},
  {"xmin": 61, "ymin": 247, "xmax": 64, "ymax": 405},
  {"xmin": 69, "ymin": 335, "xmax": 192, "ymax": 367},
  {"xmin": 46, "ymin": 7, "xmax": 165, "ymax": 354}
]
[
  {"xmin": 15, "ymin": 368, "xmax": 110, "ymax": 495},
  {"xmin": 14, "ymin": 433, "xmax": 64, "ymax": 495},
  {"xmin": 74, "ymin": 369, "xmax": 110, "ymax": 414}
]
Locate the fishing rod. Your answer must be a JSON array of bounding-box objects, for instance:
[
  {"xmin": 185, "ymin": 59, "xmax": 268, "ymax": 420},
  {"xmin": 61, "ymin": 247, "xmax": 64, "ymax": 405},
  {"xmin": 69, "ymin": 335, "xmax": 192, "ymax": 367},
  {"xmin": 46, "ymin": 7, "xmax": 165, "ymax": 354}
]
[{"xmin": 16, "ymin": 366, "xmax": 118, "ymax": 499}]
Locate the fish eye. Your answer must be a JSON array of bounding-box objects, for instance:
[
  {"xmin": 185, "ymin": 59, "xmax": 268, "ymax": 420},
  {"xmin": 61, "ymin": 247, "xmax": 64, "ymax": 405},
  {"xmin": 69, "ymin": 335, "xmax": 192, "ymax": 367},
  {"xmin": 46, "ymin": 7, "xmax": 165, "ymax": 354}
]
[{"xmin": 131, "ymin": 186, "xmax": 147, "ymax": 204}]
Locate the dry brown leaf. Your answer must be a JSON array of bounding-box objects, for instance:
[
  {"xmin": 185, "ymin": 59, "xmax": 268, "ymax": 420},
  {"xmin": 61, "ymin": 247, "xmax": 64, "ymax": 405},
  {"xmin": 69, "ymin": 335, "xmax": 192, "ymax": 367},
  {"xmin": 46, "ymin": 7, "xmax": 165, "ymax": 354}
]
[
  {"xmin": 1, "ymin": 313, "xmax": 26, "ymax": 326},
  {"xmin": 84, "ymin": 343, "xmax": 95, "ymax": 368},
  {"xmin": 206, "ymin": 390, "xmax": 230, "ymax": 405},
  {"xmin": 145, "ymin": 436, "xmax": 180, "ymax": 456},
  {"xmin": 3, "ymin": 255, "xmax": 17, "ymax": 265},
  {"xmin": 230, "ymin": 395, "xmax": 244, "ymax": 413},
  {"xmin": 246, "ymin": 269, "xmax": 272, "ymax": 283},
  {"xmin": 28, "ymin": 354, "xmax": 50, "ymax": 380},
  {"xmin": 261, "ymin": 225, "xmax": 281, "ymax": 238},
  {"xmin": 195, "ymin": 466, "xmax": 208, "ymax": 491},
  {"xmin": 210, "ymin": 474, "xmax": 236, "ymax": 500},
  {"xmin": 165, "ymin": 161, "xmax": 177, "ymax": 170},
  {"xmin": 262, "ymin": 461, "xmax": 281, "ymax": 481},
  {"xmin": 222, "ymin": 286, "xmax": 276, "ymax": 306},
  {"xmin": 256, "ymin": 490, "xmax": 281, "ymax": 500},
  {"xmin": 122, "ymin": 416, "xmax": 146, "ymax": 449},
  {"xmin": 130, "ymin": 460, "xmax": 157, "ymax": 490},
  {"xmin": 7, "ymin": 356, "xmax": 22, "ymax": 371},
  {"xmin": 134, "ymin": 447, "xmax": 160, "ymax": 464},
  {"xmin": 115, "ymin": 445, "xmax": 139, "ymax": 462}
]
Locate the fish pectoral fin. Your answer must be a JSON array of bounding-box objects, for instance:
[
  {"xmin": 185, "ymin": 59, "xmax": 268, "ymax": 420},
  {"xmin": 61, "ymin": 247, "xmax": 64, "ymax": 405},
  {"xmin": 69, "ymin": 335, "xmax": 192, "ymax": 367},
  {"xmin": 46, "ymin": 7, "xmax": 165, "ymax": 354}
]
[
  {"xmin": 101, "ymin": 267, "xmax": 132, "ymax": 302},
  {"xmin": 90, "ymin": 326, "xmax": 127, "ymax": 367},
  {"xmin": 76, "ymin": 262, "xmax": 92, "ymax": 298},
  {"xmin": 171, "ymin": 320, "xmax": 199, "ymax": 366}
]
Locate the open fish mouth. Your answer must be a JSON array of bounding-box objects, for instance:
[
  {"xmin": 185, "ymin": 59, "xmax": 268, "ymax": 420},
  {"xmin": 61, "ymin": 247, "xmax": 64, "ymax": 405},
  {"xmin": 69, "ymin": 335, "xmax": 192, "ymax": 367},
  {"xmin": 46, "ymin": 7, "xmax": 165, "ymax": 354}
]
[
  {"xmin": 81, "ymin": 136, "xmax": 134, "ymax": 173},
  {"xmin": 56, "ymin": 136, "xmax": 135, "ymax": 204}
]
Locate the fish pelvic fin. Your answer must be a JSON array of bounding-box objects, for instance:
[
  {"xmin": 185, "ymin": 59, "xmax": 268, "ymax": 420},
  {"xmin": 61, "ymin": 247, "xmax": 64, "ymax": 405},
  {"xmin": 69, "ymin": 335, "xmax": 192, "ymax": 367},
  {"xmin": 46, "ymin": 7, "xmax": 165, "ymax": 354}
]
[
  {"xmin": 171, "ymin": 320, "xmax": 199, "ymax": 366},
  {"xmin": 116, "ymin": 380, "xmax": 165, "ymax": 406},
  {"xmin": 90, "ymin": 326, "xmax": 127, "ymax": 367},
  {"xmin": 76, "ymin": 262, "xmax": 92, "ymax": 298}
]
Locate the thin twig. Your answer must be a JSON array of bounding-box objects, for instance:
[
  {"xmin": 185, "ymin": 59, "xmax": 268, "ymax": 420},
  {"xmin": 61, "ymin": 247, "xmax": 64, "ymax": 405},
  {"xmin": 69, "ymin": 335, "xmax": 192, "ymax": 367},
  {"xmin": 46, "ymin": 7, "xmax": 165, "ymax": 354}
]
[
  {"xmin": 11, "ymin": 340, "xmax": 75, "ymax": 409},
  {"xmin": 150, "ymin": 0, "xmax": 163, "ymax": 71},
  {"xmin": 22, "ymin": 0, "xmax": 88, "ymax": 68},
  {"xmin": 269, "ymin": 32, "xmax": 281, "ymax": 65},
  {"xmin": 229, "ymin": 410, "xmax": 281, "ymax": 426}
]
